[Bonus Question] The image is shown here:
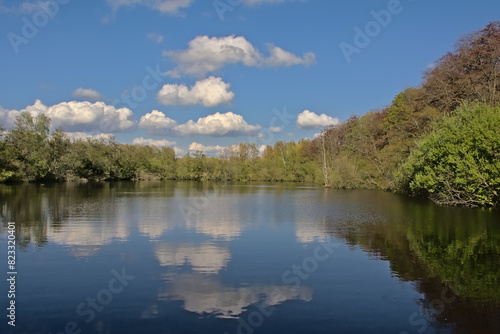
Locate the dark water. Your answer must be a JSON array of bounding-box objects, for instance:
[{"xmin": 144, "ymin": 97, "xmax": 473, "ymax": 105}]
[{"xmin": 0, "ymin": 181, "xmax": 499, "ymax": 334}]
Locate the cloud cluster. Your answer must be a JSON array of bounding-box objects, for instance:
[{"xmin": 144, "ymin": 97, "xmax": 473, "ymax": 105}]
[
  {"xmin": 296, "ymin": 110, "xmax": 339, "ymax": 129},
  {"xmin": 65, "ymin": 132, "xmax": 115, "ymax": 143},
  {"xmin": 164, "ymin": 35, "xmax": 316, "ymax": 77},
  {"xmin": 188, "ymin": 142, "xmax": 227, "ymax": 153},
  {"xmin": 176, "ymin": 112, "xmax": 260, "ymax": 136},
  {"xmin": 139, "ymin": 110, "xmax": 261, "ymax": 136},
  {"xmin": 137, "ymin": 110, "xmax": 177, "ymax": 133},
  {"xmin": 107, "ymin": 0, "xmax": 193, "ymax": 14},
  {"xmin": 0, "ymin": 100, "xmax": 136, "ymax": 132},
  {"xmin": 133, "ymin": 137, "xmax": 176, "ymax": 147},
  {"xmin": 72, "ymin": 88, "xmax": 104, "ymax": 101},
  {"xmin": 157, "ymin": 76, "xmax": 234, "ymax": 107}
]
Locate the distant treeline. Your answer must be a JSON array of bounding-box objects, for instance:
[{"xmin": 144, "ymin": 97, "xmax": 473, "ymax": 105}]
[{"xmin": 1, "ymin": 21, "xmax": 499, "ymax": 208}]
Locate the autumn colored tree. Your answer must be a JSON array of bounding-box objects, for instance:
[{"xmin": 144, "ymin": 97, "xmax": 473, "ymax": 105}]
[{"xmin": 423, "ymin": 21, "xmax": 500, "ymax": 111}]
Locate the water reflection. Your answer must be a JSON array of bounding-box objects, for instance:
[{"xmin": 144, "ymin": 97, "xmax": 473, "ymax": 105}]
[
  {"xmin": 1, "ymin": 183, "xmax": 499, "ymax": 333},
  {"xmin": 159, "ymin": 273, "xmax": 313, "ymax": 319},
  {"xmin": 154, "ymin": 243, "xmax": 231, "ymax": 274},
  {"xmin": 313, "ymin": 190, "xmax": 500, "ymax": 333}
]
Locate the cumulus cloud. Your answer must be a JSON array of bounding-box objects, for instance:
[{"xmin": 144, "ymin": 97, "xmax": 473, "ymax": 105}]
[
  {"xmin": 65, "ymin": 132, "xmax": 115, "ymax": 143},
  {"xmin": 176, "ymin": 112, "xmax": 261, "ymax": 136},
  {"xmin": 72, "ymin": 88, "xmax": 105, "ymax": 101},
  {"xmin": 0, "ymin": 100, "xmax": 136, "ymax": 132},
  {"xmin": 265, "ymin": 45, "xmax": 316, "ymax": 67},
  {"xmin": 107, "ymin": 0, "xmax": 193, "ymax": 14},
  {"xmin": 164, "ymin": 35, "xmax": 316, "ymax": 77},
  {"xmin": 269, "ymin": 126, "xmax": 282, "ymax": 133},
  {"xmin": 138, "ymin": 110, "xmax": 177, "ymax": 133},
  {"xmin": 189, "ymin": 142, "xmax": 228, "ymax": 154},
  {"xmin": 133, "ymin": 137, "xmax": 176, "ymax": 147},
  {"xmin": 157, "ymin": 76, "xmax": 234, "ymax": 107},
  {"xmin": 139, "ymin": 110, "xmax": 261, "ymax": 136},
  {"xmin": 0, "ymin": 106, "xmax": 15, "ymax": 128},
  {"xmin": 296, "ymin": 110, "xmax": 339, "ymax": 129}
]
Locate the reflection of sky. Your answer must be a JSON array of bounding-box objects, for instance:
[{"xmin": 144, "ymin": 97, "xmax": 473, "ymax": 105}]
[
  {"xmin": 155, "ymin": 243, "xmax": 230, "ymax": 274},
  {"xmin": 137, "ymin": 197, "xmax": 174, "ymax": 239},
  {"xmin": 293, "ymin": 191, "xmax": 331, "ymax": 244},
  {"xmin": 47, "ymin": 199, "xmax": 132, "ymax": 257},
  {"xmin": 40, "ymin": 184, "xmax": 322, "ymax": 320},
  {"xmin": 44, "ymin": 186, "xmax": 340, "ymax": 258},
  {"xmin": 138, "ymin": 219, "xmax": 171, "ymax": 240},
  {"xmin": 182, "ymin": 195, "xmax": 244, "ymax": 240},
  {"xmin": 6, "ymin": 183, "xmax": 499, "ymax": 333},
  {"xmin": 158, "ymin": 273, "xmax": 313, "ymax": 319},
  {"xmin": 296, "ymin": 225, "xmax": 329, "ymax": 244}
]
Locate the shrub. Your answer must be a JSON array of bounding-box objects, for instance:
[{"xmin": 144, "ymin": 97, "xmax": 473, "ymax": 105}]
[{"xmin": 395, "ymin": 102, "xmax": 500, "ymax": 208}]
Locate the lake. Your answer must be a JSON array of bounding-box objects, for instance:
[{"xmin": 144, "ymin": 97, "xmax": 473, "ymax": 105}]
[{"xmin": 1, "ymin": 181, "xmax": 499, "ymax": 334}]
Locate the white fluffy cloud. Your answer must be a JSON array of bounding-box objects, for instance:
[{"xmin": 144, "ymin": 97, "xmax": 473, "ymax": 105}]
[
  {"xmin": 0, "ymin": 100, "xmax": 136, "ymax": 132},
  {"xmin": 164, "ymin": 35, "xmax": 316, "ymax": 77},
  {"xmin": 139, "ymin": 110, "xmax": 261, "ymax": 136},
  {"xmin": 0, "ymin": 106, "xmax": 15, "ymax": 128},
  {"xmin": 133, "ymin": 137, "xmax": 176, "ymax": 147},
  {"xmin": 157, "ymin": 77, "xmax": 234, "ymax": 107},
  {"xmin": 107, "ymin": 0, "xmax": 193, "ymax": 14},
  {"xmin": 266, "ymin": 45, "xmax": 316, "ymax": 67},
  {"xmin": 296, "ymin": 110, "xmax": 339, "ymax": 129},
  {"xmin": 138, "ymin": 110, "xmax": 177, "ymax": 133},
  {"xmin": 65, "ymin": 132, "xmax": 115, "ymax": 142},
  {"xmin": 72, "ymin": 88, "xmax": 104, "ymax": 101},
  {"xmin": 176, "ymin": 112, "xmax": 261, "ymax": 136},
  {"xmin": 189, "ymin": 142, "xmax": 228, "ymax": 153}
]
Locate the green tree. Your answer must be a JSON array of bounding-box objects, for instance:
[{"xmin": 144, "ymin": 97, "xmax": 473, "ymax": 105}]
[
  {"xmin": 48, "ymin": 127, "xmax": 71, "ymax": 180},
  {"xmin": 0, "ymin": 124, "xmax": 16, "ymax": 181},
  {"xmin": 395, "ymin": 102, "xmax": 500, "ymax": 208},
  {"xmin": 4, "ymin": 112, "xmax": 51, "ymax": 181}
]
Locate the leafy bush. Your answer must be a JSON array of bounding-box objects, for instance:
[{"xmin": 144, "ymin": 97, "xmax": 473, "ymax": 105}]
[{"xmin": 395, "ymin": 102, "xmax": 500, "ymax": 208}]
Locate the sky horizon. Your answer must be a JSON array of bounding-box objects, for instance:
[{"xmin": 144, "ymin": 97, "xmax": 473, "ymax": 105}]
[{"xmin": 1, "ymin": 0, "xmax": 499, "ymax": 155}]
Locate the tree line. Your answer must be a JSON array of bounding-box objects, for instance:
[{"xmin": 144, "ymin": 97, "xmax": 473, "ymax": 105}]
[{"xmin": 0, "ymin": 21, "xmax": 499, "ymax": 208}]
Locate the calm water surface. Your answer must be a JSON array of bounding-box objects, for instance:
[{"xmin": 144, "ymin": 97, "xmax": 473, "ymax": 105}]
[{"xmin": 0, "ymin": 181, "xmax": 499, "ymax": 334}]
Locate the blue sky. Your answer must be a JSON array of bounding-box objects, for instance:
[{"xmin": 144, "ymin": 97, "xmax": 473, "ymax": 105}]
[{"xmin": 1, "ymin": 0, "xmax": 499, "ymax": 155}]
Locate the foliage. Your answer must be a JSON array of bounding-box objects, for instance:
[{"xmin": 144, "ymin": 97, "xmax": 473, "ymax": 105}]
[
  {"xmin": 423, "ymin": 21, "xmax": 500, "ymax": 111},
  {"xmin": 395, "ymin": 102, "xmax": 500, "ymax": 208},
  {"xmin": 0, "ymin": 21, "xmax": 498, "ymax": 209}
]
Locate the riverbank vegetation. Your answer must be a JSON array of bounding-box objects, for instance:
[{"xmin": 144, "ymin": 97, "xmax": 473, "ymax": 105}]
[{"xmin": 0, "ymin": 22, "xmax": 498, "ymax": 208}]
